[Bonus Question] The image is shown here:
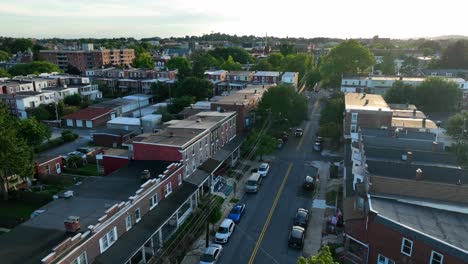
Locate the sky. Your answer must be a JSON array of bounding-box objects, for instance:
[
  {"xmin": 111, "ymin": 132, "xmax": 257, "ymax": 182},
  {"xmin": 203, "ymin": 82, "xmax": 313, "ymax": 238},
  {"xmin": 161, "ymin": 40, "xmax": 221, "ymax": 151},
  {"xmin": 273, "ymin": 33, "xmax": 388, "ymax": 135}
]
[{"xmin": 0, "ymin": 0, "xmax": 467, "ymax": 39}]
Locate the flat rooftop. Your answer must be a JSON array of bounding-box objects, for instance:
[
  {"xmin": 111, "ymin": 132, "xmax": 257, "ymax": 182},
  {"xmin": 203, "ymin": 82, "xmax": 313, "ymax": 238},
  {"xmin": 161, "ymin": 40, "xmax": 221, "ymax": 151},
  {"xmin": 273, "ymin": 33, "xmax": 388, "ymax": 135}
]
[
  {"xmin": 365, "ymin": 146, "xmax": 459, "ymax": 166},
  {"xmin": 345, "ymin": 93, "xmax": 391, "ymax": 111},
  {"xmin": 253, "ymin": 71, "xmax": 281, "ymax": 77},
  {"xmin": 0, "ymin": 160, "xmax": 173, "ymax": 264},
  {"xmin": 135, "ymin": 128, "xmax": 206, "ymax": 147},
  {"xmin": 370, "ymin": 196, "xmax": 468, "ymax": 253},
  {"xmin": 392, "ymin": 117, "xmax": 438, "ymax": 129}
]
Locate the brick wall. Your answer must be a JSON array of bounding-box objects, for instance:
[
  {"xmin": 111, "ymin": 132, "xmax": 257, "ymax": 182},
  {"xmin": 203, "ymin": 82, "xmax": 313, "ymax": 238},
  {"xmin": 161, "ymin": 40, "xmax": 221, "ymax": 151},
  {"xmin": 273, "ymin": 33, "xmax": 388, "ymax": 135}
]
[
  {"xmin": 344, "ymin": 110, "xmax": 393, "ymax": 136},
  {"xmin": 133, "ymin": 144, "xmax": 182, "ymax": 161},
  {"xmin": 367, "ymin": 215, "xmax": 466, "ymax": 264},
  {"xmin": 211, "ymin": 103, "xmax": 245, "ymax": 135},
  {"xmin": 103, "ymin": 156, "xmax": 129, "ymax": 175},
  {"xmin": 93, "ymin": 134, "xmax": 132, "ymax": 147},
  {"xmin": 35, "ymin": 157, "xmax": 63, "ymax": 176}
]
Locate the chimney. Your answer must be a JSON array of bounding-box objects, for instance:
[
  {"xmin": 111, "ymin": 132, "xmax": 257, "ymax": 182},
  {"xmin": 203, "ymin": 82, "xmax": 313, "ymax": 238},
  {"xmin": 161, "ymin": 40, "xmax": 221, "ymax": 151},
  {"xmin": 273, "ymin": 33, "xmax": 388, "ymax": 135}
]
[
  {"xmin": 254, "ymin": 89, "xmax": 257, "ymax": 94},
  {"xmin": 244, "ymin": 95, "xmax": 247, "ymax": 99},
  {"xmin": 415, "ymin": 168, "xmax": 423, "ymax": 181},
  {"xmin": 422, "ymin": 118, "xmax": 426, "ymax": 128},
  {"xmin": 406, "ymin": 151, "xmax": 413, "ymax": 163},
  {"xmin": 64, "ymin": 216, "xmax": 81, "ymax": 233},
  {"xmin": 432, "ymin": 141, "xmax": 439, "ymax": 152},
  {"xmin": 365, "ymin": 99, "xmax": 369, "ymax": 105},
  {"xmin": 413, "ymin": 109, "xmax": 416, "ymax": 118}
]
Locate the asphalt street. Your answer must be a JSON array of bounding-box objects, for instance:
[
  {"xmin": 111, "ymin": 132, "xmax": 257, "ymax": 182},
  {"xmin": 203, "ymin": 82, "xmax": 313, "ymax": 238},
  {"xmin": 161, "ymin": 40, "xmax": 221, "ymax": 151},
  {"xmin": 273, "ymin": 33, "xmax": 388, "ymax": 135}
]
[{"xmin": 218, "ymin": 92, "xmax": 324, "ymax": 264}]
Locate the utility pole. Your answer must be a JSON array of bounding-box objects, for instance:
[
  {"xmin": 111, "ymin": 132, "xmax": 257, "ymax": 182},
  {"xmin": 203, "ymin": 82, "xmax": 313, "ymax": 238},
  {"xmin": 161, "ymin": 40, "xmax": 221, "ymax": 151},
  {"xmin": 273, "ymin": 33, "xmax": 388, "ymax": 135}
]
[{"xmin": 137, "ymin": 97, "xmax": 143, "ymax": 134}]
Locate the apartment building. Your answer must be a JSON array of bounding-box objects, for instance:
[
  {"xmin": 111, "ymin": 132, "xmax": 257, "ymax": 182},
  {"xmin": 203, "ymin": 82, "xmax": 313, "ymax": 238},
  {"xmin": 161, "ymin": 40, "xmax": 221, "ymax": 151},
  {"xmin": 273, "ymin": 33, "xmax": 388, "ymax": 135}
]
[{"xmin": 39, "ymin": 44, "xmax": 135, "ymax": 72}]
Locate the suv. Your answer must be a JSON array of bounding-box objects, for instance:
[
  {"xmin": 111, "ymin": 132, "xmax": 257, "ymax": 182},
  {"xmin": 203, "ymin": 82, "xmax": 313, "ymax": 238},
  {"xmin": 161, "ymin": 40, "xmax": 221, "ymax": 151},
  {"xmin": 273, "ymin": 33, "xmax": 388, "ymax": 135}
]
[
  {"xmin": 288, "ymin": 226, "xmax": 305, "ymax": 249},
  {"xmin": 295, "ymin": 128, "xmax": 304, "ymax": 137},
  {"xmin": 215, "ymin": 219, "xmax": 235, "ymax": 244},
  {"xmin": 293, "ymin": 208, "xmax": 309, "ymax": 229}
]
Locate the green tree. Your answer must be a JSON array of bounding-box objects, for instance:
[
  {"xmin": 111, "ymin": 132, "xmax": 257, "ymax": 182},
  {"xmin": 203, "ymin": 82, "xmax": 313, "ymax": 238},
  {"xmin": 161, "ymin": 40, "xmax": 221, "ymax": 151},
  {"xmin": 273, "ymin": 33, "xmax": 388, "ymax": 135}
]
[
  {"xmin": 17, "ymin": 118, "xmax": 51, "ymax": 146},
  {"xmin": 384, "ymin": 81, "xmax": 416, "ymax": 104},
  {"xmin": 256, "ymin": 134, "xmax": 277, "ymax": 161},
  {"xmin": 65, "ymin": 64, "xmax": 82, "ymax": 75},
  {"xmin": 320, "ymin": 40, "xmax": 375, "ymax": 88},
  {"xmin": 252, "ymin": 59, "xmax": 273, "ymax": 71},
  {"xmin": 446, "ymin": 112, "xmax": 468, "ymax": 140},
  {"xmin": 0, "ymin": 104, "xmax": 34, "ymax": 200},
  {"xmin": 10, "ymin": 39, "xmax": 33, "ymax": 54},
  {"xmin": 399, "ymin": 56, "xmax": 419, "ymax": 75},
  {"xmin": 155, "ymin": 107, "xmax": 174, "ymax": 122},
  {"xmin": 380, "ymin": 53, "xmax": 396, "ymax": 75},
  {"xmin": 176, "ymin": 77, "xmax": 213, "ymax": 100},
  {"xmin": 452, "ymin": 142, "xmax": 468, "ymax": 167},
  {"xmin": 305, "ymin": 68, "xmax": 321, "ymax": 89},
  {"xmin": 279, "ymin": 43, "xmax": 296, "ymax": 56},
  {"xmin": 258, "ymin": 84, "xmax": 307, "ymax": 126},
  {"xmin": 208, "ymin": 47, "xmax": 252, "ymax": 64},
  {"xmin": 319, "ymin": 97, "xmax": 345, "ymax": 126},
  {"xmin": 298, "ymin": 245, "xmax": 338, "ymax": 264},
  {"xmin": 167, "ymin": 57, "xmax": 192, "ymax": 80},
  {"xmin": 29, "ymin": 106, "xmax": 51, "ymax": 120},
  {"xmin": 0, "ymin": 50, "xmax": 10, "ymax": 61},
  {"xmin": 8, "ymin": 61, "xmax": 62, "ymax": 76},
  {"xmin": 168, "ymin": 96, "xmax": 195, "ymax": 114},
  {"xmin": 440, "ymin": 40, "xmax": 468, "ymax": 69},
  {"xmin": 64, "ymin": 94, "xmax": 82, "ymax": 106},
  {"xmin": 282, "ymin": 53, "xmax": 314, "ymax": 79},
  {"xmin": 192, "ymin": 53, "xmax": 221, "ymax": 78},
  {"xmin": 132, "ymin": 52, "xmax": 155, "ymax": 69},
  {"xmin": 0, "ymin": 68, "xmax": 11, "ymax": 78},
  {"xmin": 415, "ymin": 78, "xmax": 461, "ymax": 112},
  {"xmin": 151, "ymin": 81, "xmax": 172, "ymax": 101},
  {"xmin": 267, "ymin": 53, "xmax": 284, "ymax": 70},
  {"xmin": 220, "ymin": 55, "xmax": 242, "ymax": 71}
]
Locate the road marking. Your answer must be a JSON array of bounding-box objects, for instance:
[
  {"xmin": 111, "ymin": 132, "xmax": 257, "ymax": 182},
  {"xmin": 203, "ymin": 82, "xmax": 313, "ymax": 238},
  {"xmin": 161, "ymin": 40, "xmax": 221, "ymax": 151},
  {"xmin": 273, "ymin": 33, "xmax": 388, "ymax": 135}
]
[
  {"xmin": 296, "ymin": 122, "xmax": 310, "ymax": 151},
  {"xmin": 248, "ymin": 163, "xmax": 293, "ymax": 264}
]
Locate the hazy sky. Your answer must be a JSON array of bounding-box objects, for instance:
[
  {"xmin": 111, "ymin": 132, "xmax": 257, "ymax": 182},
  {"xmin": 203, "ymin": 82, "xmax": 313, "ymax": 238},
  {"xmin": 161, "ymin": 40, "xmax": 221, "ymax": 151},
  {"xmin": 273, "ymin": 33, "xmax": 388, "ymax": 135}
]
[{"xmin": 1, "ymin": 0, "xmax": 467, "ymax": 39}]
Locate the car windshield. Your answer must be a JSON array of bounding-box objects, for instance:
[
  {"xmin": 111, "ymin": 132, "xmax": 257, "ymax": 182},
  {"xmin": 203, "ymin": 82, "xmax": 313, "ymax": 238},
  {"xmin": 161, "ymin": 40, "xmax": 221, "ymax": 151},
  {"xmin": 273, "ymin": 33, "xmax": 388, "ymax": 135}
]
[
  {"xmin": 259, "ymin": 167, "xmax": 266, "ymax": 171},
  {"xmin": 231, "ymin": 207, "xmax": 241, "ymax": 214},
  {"xmin": 218, "ymin": 226, "xmax": 229, "ymax": 234},
  {"xmin": 295, "ymin": 212, "xmax": 306, "ymax": 222},
  {"xmin": 247, "ymin": 180, "xmax": 257, "ymax": 186},
  {"xmin": 291, "ymin": 228, "xmax": 303, "ymax": 239},
  {"xmin": 200, "ymin": 253, "xmax": 215, "ymax": 262}
]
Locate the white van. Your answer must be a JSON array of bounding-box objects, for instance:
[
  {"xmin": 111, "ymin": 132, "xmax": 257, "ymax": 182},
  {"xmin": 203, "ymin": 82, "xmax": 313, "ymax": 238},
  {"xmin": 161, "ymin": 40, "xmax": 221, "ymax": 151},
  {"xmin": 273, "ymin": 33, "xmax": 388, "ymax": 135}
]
[{"xmin": 246, "ymin": 173, "xmax": 263, "ymax": 193}]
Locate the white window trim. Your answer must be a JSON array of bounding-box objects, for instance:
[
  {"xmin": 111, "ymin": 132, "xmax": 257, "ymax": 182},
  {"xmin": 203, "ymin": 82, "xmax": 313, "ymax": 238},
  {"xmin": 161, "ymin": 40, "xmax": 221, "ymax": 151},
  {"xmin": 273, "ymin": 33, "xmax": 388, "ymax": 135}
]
[
  {"xmin": 135, "ymin": 208, "xmax": 141, "ymax": 223},
  {"xmin": 430, "ymin": 251, "xmax": 443, "ymax": 264},
  {"xmin": 165, "ymin": 182, "xmax": 172, "ymax": 197},
  {"xmin": 178, "ymin": 174, "xmax": 182, "ymax": 186},
  {"xmin": 400, "ymin": 238, "xmax": 413, "ymax": 256},
  {"xmin": 150, "ymin": 194, "xmax": 158, "ymax": 210},
  {"xmin": 351, "ymin": 112, "xmax": 358, "ymax": 122},
  {"xmin": 99, "ymin": 227, "xmax": 117, "ymax": 253},
  {"xmin": 71, "ymin": 251, "xmax": 88, "ymax": 264},
  {"xmin": 125, "ymin": 215, "xmax": 132, "ymax": 231},
  {"xmin": 351, "ymin": 124, "xmax": 358, "ymax": 133}
]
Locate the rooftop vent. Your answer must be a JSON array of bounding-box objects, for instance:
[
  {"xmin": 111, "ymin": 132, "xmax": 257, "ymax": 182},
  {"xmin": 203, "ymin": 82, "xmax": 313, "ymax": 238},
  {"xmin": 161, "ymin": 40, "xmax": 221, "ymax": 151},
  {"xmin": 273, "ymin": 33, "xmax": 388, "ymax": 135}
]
[
  {"xmin": 141, "ymin": 169, "xmax": 151, "ymax": 181},
  {"xmin": 364, "ymin": 99, "xmax": 369, "ymax": 105},
  {"xmin": 415, "ymin": 168, "xmax": 423, "ymax": 181},
  {"xmin": 64, "ymin": 216, "xmax": 81, "ymax": 233}
]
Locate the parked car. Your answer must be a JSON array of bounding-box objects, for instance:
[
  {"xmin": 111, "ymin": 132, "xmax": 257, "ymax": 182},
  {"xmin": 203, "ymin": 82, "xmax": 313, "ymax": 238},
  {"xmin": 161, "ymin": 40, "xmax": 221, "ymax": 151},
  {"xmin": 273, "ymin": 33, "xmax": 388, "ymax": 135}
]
[
  {"xmin": 228, "ymin": 203, "xmax": 246, "ymax": 223},
  {"xmin": 288, "ymin": 226, "xmax": 305, "ymax": 249},
  {"xmin": 315, "ymin": 136, "xmax": 324, "ymax": 143},
  {"xmin": 295, "ymin": 128, "xmax": 303, "ymax": 137},
  {"xmin": 258, "ymin": 163, "xmax": 270, "ymax": 177},
  {"xmin": 303, "ymin": 175, "xmax": 316, "ymax": 191},
  {"xmin": 214, "ymin": 219, "xmax": 235, "ymax": 244},
  {"xmin": 245, "ymin": 173, "xmax": 263, "ymax": 193},
  {"xmin": 313, "ymin": 142, "xmax": 322, "ymax": 152},
  {"xmin": 62, "ymin": 151, "xmax": 86, "ymax": 160},
  {"xmin": 199, "ymin": 244, "xmax": 223, "ymax": 264},
  {"xmin": 293, "ymin": 208, "xmax": 309, "ymax": 229}
]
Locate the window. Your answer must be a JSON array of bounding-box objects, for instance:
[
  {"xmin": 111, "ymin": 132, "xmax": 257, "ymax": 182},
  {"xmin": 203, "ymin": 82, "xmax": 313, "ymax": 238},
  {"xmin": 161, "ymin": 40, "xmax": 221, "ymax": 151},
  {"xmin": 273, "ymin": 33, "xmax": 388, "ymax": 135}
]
[
  {"xmin": 351, "ymin": 112, "xmax": 358, "ymax": 122},
  {"xmin": 178, "ymin": 174, "xmax": 182, "ymax": 186},
  {"xmin": 351, "ymin": 124, "xmax": 357, "ymax": 133},
  {"xmin": 401, "ymin": 238, "xmax": 413, "ymax": 256},
  {"xmin": 377, "ymin": 254, "xmax": 395, "ymax": 264},
  {"xmin": 356, "ymin": 197, "xmax": 364, "ymax": 210},
  {"xmin": 71, "ymin": 252, "xmax": 88, "ymax": 264},
  {"xmin": 150, "ymin": 194, "xmax": 158, "ymax": 209},
  {"xmin": 125, "ymin": 215, "xmax": 132, "ymax": 231},
  {"xmin": 164, "ymin": 182, "xmax": 172, "ymax": 197},
  {"xmin": 99, "ymin": 227, "xmax": 117, "ymax": 253},
  {"xmin": 135, "ymin": 208, "xmax": 141, "ymax": 223},
  {"xmin": 430, "ymin": 251, "xmax": 443, "ymax": 264},
  {"xmin": 44, "ymin": 164, "xmax": 51, "ymax": 174}
]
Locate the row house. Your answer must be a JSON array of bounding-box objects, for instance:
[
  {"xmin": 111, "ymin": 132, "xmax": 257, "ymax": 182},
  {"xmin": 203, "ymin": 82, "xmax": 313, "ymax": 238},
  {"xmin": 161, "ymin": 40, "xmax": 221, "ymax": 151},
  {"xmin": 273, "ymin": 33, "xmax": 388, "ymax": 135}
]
[
  {"xmin": 0, "ymin": 160, "xmax": 208, "ymax": 264},
  {"xmin": 42, "ymin": 87, "xmax": 79, "ymax": 101},
  {"xmin": 117, "ymin": 79, "xmax": 141, "ymax": 93},
  {"xmin": 343, "ymin": 93, "xmax": 393, "ymax": 140},
  {"xmin": 205, "ymin": 70, "xmax": 227, "ymax": 82},
  {"xmin": 225, "ymin": 71, "xmax": 254, "ymax": 83},
  {"xmin": 63, "ymin": 107, "xmax": 116, "ymax": 129},
  {"xmin": 129, "ymin": 111, "xmax": 237, "ymax": 178},
  {"xmin": 0, "ymin": 91, "xmax": 59, "ymax": 119},
  {"xmin": 252, "ymin": 71, "xmax": 281, "ymax": 84},
  {"xmin": 0, "ymin": 78, "xmax": 50, "ymax": 94}
]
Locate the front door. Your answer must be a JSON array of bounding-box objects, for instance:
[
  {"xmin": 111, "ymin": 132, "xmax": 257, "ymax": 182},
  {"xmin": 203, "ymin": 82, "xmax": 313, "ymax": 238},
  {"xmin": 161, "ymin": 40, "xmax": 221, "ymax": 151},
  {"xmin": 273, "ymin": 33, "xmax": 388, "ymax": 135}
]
[{"xmin": 56, "ymin": 163, "xmax": 61, "ymax": 174}]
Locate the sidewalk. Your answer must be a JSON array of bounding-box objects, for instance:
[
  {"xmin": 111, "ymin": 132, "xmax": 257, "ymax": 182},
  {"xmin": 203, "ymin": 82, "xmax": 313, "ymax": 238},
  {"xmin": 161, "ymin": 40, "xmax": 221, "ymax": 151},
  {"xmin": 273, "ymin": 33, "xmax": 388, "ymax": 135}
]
[
  {"xmin": 180, "ymin": 156, "xmax": 269, "ymax": 264},
  {"xmin": 303, "ymin": 160, "xmax": 330, "ymax": 257}
]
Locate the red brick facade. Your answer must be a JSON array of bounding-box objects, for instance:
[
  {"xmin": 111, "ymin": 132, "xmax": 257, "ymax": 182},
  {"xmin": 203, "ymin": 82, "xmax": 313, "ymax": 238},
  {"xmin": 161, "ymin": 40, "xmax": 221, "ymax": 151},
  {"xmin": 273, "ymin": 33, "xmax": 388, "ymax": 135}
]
[
  {"xmin": 35, "ymin": 157, "xmax": 63, "ymax": 176},
  {"xmin": 133, "ymin": 143, "xmax": 183, "ymax": 162},
  {"xmin": 103, "ymin": 156, "xmax": 129, "ymax": 175},
  {"xmin": 344, "ymin": 110, "xmax": 393, "ymax": 138}
]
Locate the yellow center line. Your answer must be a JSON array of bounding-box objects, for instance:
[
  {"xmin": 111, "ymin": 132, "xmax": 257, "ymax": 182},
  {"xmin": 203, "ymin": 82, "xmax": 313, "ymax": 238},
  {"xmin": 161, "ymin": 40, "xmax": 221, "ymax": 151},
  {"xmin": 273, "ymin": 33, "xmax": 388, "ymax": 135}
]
[
  {"xmin": 296, "ymin": 123, "xmax": 310, "ymax": 151},
  {"xmin": 248, "ymin": 163, "xmax": 293, "ymax": 264}
]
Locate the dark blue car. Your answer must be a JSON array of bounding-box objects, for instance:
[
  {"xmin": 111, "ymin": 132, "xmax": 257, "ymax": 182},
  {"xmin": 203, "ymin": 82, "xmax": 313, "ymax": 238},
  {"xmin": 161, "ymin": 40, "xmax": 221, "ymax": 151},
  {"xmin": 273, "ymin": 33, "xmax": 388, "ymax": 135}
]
[{"xmin": 228, "ymin": 203, "xmax": 245, "ymax": 223}]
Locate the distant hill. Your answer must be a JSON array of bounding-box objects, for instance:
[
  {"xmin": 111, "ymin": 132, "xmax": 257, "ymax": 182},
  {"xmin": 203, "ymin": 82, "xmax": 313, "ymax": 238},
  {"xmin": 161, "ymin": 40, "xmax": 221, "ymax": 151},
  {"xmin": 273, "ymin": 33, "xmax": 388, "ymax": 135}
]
[{"xmin": 429, "ymin": 35, "xmax": 468, "ymax": 40}]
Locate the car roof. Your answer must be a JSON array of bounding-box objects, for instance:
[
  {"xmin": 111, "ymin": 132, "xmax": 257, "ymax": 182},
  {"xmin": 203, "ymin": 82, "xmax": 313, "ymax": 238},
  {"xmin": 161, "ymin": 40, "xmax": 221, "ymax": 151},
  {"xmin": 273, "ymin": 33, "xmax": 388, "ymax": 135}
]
[
  {"xmin": 233, "ymin": 204, "xmax": 244, "ymax": 210},
  {"xmin": 296, "ymin": 128, "xmax": 303, "ymax": 131},
  {"xmin": 296, "ymin": 208, "xmax": 308, "ymax": 215},
  {"xmin": 220, "ymin": 218, "xmax": 234, "ymax": 227},
  {"xmin": 260, "ymin": 163, "xmax": 268, "ymax": 168},
  {"xmin": 206, "ymin": 244, "xmax": 222, "ymax": 254},
  {"xmin": 291, "ymin": 226, "xmax": 304, "ymax": 237}
]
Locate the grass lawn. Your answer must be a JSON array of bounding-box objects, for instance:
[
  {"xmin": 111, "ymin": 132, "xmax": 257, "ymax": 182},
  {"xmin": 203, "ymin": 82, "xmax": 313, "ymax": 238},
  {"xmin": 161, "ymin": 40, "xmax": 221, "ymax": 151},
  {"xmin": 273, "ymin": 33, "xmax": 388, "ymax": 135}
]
[
  {"xmin": 0, "ymin": 201, "xmax": 39, "ymax": 219},
  {"xmin": 64, "ymin": 163, "xmax": 101, "ymax": 176}
]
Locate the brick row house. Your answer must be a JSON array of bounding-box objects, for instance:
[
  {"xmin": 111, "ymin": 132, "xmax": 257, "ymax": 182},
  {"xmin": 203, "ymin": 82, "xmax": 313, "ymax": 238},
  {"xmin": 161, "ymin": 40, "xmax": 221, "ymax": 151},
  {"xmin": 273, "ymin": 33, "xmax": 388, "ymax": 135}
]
[{"xmin": 342, "ymin": 93, "xmax": 468, "ymax": 264}]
